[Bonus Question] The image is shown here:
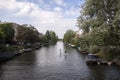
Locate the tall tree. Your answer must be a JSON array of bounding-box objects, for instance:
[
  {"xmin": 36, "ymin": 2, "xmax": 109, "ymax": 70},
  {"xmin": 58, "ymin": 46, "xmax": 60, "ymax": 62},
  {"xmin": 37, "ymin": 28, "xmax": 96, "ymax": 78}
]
[
  {"xmin": 77, "ymin": 0, "xmax": 120, "ymax": 33},
  {"xmin": 76, "ymin": 0, "xmax": 120, "ymax": 59},
  {"xmin": 49, "ymin": 31, "xmax": 58, "ymax": 44},
  {"xmin": 0, "ymin": 30, "xmax": 4, "ymax": 44},
  {"xmin": 45, "ymin": 30, "xmax": 58, "ymax": 44},
  {"xmin": 45, "ymin": 30, "xmax": 51, "ymax": 41},
  {"xmin": 0, "ymin": 23, "xmax": 15, "ymax": 44},
  {"xmin": 16, "ymin": 25, "xmax": 40, "ymax": 44},
  {"xmin": 63, "ymin": 30, "xmax": 75, "ymax": 43}
]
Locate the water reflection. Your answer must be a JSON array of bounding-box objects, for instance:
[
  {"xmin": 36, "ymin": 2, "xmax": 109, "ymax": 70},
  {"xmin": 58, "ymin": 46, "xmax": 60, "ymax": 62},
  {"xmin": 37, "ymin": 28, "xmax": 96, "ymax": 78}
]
[{"xmin": 0, "ymin": 41, "xmax": 120, "ymax": 80}]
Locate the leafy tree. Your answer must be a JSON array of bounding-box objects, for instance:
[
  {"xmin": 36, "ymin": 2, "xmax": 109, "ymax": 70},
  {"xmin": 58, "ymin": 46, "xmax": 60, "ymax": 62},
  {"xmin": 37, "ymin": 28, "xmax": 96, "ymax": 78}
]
[
  {"xmin": 45, "ymin": 30, "xmax": 58, "ymax": 44},
  {"xmin": 45, "ymin": 30, "xmax": 51, "ymax": 41},
  {"xmin": 41, "ymin": 35, "xmax": 49, "ymax": 44},
  {"xmin": 0, "ymin": 30, "xmax": 4, "ymax": 44},
  {"xmin": 77, "ymin": 0, "xmax": 120, "ymax": 33},
  {"xmin": 0, "ymin": 23, "xmax": 15, "ymax": 44},
  {"xmin": 63, "ymin": 30, "xmax": 76, "ymax": 43},
  {"xmin": 49, "ymin": 31, "xmax": 58, "ymax": 44},
  {"xmin": 16, "ymin": 25, "xmax": 40, "ymax": 44},
  {"xmin": 76, "ymin": 0, "xmax": 120, "ymax": 59}
]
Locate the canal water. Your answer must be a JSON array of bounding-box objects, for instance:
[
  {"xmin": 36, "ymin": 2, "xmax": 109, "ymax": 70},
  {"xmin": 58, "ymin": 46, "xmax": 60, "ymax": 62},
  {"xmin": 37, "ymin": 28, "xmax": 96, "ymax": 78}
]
[{"xmin": 0, "ymin": 41, "xmax": 120, "ymax": 80}]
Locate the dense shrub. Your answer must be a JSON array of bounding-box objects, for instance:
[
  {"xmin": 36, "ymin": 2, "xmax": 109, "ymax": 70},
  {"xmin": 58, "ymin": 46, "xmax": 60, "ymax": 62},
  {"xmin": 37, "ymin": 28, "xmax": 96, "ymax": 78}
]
[
  {"xmin": 89, "ymin": 45, "xmax": 100, "ymax": 54},
  {"xmin": 99, "ymin": 46, "xmax": 120, "ymax": 60},
  {"xmin": 0, "ymin": 45, "xmax": 7, "ymax": 52}
]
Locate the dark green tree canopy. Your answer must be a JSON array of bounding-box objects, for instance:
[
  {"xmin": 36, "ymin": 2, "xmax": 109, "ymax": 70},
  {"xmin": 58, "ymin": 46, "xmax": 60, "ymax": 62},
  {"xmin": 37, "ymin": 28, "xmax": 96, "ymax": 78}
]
[
  {"xmin": 45, "ymin": 30, "xmax": 58, "ymax": 44},
  {"xmin": 16, "ymin": 25, "xmax": 40, "ymax": 44},
  {"xmin": 77, "ymin": 0, "xmax": 120, "ymax": 33},
  {"xmin": 63, "ymin": 30, "xmax": 76, "ymax": 43},
  {"xmin": 0, "ymin": 23, "xmax": 15, "ymax": 44},
  {"xmin": 76, "ymin": 0, "xmax": 120, "ymax": 59}
]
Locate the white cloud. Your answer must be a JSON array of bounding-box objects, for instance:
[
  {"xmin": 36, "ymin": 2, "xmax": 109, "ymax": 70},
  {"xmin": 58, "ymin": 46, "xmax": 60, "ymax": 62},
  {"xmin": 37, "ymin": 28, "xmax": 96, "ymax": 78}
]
[
  {"xmin": 35, "ymin": 18, "xmax": 78, "ymax": 38},
  {"xmin": 15, "ymin": 3, "xmax": 31, "ymax": 16},
  {"xmin": 52, "ymin": 0, "xmax": 66, "ymax": 6},
  {"xmin": 0, "ymin": 0, "xmax": 79, "ymax": 38},
  {"xmin": 42, "ymin": 4, "xmax": 51, "ymax": 10},
  {"xmin": 0, "ymin": 0, "xmax": 16, "ymax": 10},
  {"xmin": 65, "ymin": 7, "xmax": 80, "ymax": 17},
  {"xmin": 53, "ymin": 7, "xmax": 62, "ymax": 12},
  {"xmin": 38, "ymin": 0, "xmax": 44, "ymax": 4}
]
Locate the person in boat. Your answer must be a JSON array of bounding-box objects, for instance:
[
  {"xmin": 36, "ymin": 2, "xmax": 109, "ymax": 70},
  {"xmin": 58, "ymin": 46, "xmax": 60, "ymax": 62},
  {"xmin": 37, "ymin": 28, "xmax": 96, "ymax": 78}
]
[
  {"xmin": 59, "ymin": 48, "xmax": 62, "ymax": 55},
  {"xmin": 60, "ymin": 48, "xmax": 61, "ymax": 52},
  {"xmin": 65, "ymin": 50, "xmax": 67, "ymax": 53},
  {"xmin": 64, "ymin": 50, "xmax": 67, "ymax": 58}
]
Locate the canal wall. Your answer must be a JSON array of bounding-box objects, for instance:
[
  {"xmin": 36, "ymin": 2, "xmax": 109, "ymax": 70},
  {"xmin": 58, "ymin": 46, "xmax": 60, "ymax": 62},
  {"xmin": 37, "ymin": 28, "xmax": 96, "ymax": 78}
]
[
  {"xmin": 0, "ymin": 52, "xmax": 15, "ymax": 62},
  {"xmin": 0, "ymin": 45, "xmax": 42, "ymax": 62}
]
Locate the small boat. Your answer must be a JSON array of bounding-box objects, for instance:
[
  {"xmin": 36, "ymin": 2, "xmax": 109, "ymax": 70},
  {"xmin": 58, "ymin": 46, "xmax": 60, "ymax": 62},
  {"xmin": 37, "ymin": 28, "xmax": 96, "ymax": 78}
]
[
  {"xmin": 24, "ymin": 48, "xmax": 32, "ymax": 52},
  {"xmin": 70, "ymin": 44, "xmax": 76, "ymax": 48},
  {"xmin": 86, "ymin": 54, "xmax": 100, "ymax": 64},
  {"xmin": 98, "ymin": 59, "xmax": 113, "ymax": 65}
]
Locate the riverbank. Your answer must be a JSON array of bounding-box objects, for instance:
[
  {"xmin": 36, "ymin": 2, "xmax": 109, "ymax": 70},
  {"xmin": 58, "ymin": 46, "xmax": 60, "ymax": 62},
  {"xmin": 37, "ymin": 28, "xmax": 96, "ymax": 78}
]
[
  {"xmin": 113, "ymin": 56, "xmax": 120, "ymax": 66},
  {"xmin": 0, "ymin": 42, "xmax": 57, "ymax": 62},
  {"xmin": 0, "ymin": 44, "xmax": 43, "ymax": 62},
  {"xmin": 0, "ymin": 52, "xmax": 15, "ymax": 62},
  {"xmin": 64, "ymin": 42, "xmax": 89, "ymax": 54},
  {"xmin": 64, "ymin": 42, "xmax": 120, "ymax": 66}
]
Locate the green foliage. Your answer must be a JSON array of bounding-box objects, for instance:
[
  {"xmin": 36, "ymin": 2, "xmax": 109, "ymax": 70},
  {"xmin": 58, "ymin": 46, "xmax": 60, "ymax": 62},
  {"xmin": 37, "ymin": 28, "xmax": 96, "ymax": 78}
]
[
  {"xmin": 0, "ymin": 30, "xmax": 4, "ymax": 44},
  {"xmin": 45, "ymin": 30, "xmax": 51, "ymax": 41},
  {"xmin": 89, "ymin": 26, "xmax": 108, "ymax": 47},
  {"xmin": 78, "ymin": 33, "xmax": 89, "ymax": 49},
  {"xmin": 16, "ymin": 25, "xmax": 40, "ymax": 44},
  {"xmin": 63, "ymin": 30, "xmax": 76, "ymax": 43},
  {"xmin": 49, "ymin": 31, "xmax": 58, "ymax": 44},
  {"xmin": 0, "ymin": 45, "xmax": 7, "ymax": 52},
  {"xmin": 8, "ymin": 45, "xmax": 23, "ymax": 52},
  {"xmin": 0, "ymin": 22, "xmax": 58, "ymax": 53},
  {"xmin": 0, "ymin": 45, "xmax": 23, "ymax": 52},
  {"xmin": 0, "ymin": 23, "xmax": 15, "ymax": 44},
  {"xmin": 76, "ymin": 0, "xmax": 120, "ymax": 60},
  {"xmin": 41, "ymin": 35, "xmax": 49, "ymax": 44},
  {"xmin": 77, "ymin": 0, "xmax": 120, "ymax": 33},
  {"xmin": 71, "ymin": 37, "xmax": 79, "ymax": 47},
  {"xmin": 99, "ymin": 46, "xmax": 120, "ymax": 60},
  {"xmin": 89, "ymin": 45, "xmax": 100, "ymax": 54},
  {"xmin": 45, "ymin": 30, "xmax": 58, "ymax": 44}
]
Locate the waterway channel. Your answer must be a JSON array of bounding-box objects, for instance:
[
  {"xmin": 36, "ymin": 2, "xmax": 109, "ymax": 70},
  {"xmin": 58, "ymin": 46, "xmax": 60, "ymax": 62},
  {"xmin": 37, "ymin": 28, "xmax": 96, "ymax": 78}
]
[{"xmin": 0, "ymin": 41, "xmax": 120, "ymax": 80}]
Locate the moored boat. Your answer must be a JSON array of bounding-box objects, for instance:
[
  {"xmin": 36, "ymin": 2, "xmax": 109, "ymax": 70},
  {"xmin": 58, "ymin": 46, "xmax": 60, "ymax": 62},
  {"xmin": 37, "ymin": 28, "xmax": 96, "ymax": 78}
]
[{"xmin": 86, "ymin": 54, "xmax": 100, "ymax": 64}]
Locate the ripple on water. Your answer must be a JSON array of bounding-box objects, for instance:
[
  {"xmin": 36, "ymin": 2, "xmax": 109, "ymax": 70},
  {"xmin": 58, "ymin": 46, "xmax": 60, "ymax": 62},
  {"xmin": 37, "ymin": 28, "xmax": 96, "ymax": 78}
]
[{"xmin": 0, "ymin": 41, "xmax": 120, "ymax": 80}]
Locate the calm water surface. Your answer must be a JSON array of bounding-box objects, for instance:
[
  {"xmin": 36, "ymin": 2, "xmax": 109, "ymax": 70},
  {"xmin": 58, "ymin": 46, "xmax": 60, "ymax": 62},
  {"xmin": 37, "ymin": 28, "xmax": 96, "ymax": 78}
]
[{"xmin": 0, "ymin": 41, "xmax": 120, "ymax": 80}]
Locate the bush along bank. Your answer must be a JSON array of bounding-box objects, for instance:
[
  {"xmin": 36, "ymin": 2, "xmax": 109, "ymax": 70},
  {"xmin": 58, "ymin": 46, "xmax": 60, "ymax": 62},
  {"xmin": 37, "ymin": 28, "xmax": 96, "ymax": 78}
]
[{"xmin": 63, "ymin": 27, "xmax": 120, "ymax": 65}]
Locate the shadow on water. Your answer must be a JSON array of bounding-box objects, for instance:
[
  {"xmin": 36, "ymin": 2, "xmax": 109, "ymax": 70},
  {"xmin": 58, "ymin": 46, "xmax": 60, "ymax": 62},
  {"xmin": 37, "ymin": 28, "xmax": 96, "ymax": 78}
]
[
  {"xmin": 0, "ymin": 41, "xmax": 120, "ymax": 80},
  {"xmin": 86, "ymin": 64, "xmax": 120, "ymax": 80}
]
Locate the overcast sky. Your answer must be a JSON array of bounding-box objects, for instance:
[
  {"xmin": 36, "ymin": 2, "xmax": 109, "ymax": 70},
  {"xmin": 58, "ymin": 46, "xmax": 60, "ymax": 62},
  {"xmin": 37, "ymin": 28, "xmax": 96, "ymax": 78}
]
[{"xmin": 0, "ymin": 0, "xmax": 84, "ymax": 38}]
